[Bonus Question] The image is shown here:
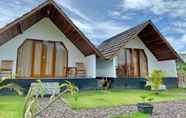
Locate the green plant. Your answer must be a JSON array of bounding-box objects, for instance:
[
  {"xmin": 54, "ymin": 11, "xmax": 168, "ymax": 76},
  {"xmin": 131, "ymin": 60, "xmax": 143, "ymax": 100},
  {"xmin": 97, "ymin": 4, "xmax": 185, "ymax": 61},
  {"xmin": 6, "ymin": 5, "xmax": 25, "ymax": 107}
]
[
  {"xmin": 23, "ymin": 80, "xmax": 79, "ymax": 118},
  {"xmin": 0, "ymin": 77, "xmax": 23, "ymax": 95},
  {"xmin": 140, "ymin": 95, "xmax": 154, "ymax": 103},
  {"xmin": 177, "ymin": 63, "xmax": 186, "ymax": 72},
  {"xmin": 148, "ymin": 70, "xmax": 165, "ymax": 93}
]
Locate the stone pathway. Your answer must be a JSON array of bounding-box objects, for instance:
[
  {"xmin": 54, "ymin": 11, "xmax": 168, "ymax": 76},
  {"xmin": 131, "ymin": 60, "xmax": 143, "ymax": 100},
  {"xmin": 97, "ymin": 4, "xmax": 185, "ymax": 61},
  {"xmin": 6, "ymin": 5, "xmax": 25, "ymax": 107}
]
[{"xmin": 38, "ymin": 99, "xmax": 186, "ymax": 118}]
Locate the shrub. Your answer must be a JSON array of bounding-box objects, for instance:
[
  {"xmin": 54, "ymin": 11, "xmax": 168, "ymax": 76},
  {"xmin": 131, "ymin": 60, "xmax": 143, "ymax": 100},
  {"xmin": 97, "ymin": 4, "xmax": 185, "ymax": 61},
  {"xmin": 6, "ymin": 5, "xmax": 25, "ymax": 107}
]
[{"xmin": 148, "ymin": 70, "xmax": 165, "ymax": 92}]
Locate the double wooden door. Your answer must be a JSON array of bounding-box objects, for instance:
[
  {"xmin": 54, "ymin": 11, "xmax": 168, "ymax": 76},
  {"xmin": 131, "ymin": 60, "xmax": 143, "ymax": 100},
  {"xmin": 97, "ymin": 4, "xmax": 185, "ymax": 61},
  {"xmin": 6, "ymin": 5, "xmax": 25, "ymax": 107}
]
[
  {"xmin": 117, "ymin": 48, "xmax": 148, "ymax": 78},
  {"xmin": 17, "ymin": 40, "xmax": 67, "ymax": 77}
]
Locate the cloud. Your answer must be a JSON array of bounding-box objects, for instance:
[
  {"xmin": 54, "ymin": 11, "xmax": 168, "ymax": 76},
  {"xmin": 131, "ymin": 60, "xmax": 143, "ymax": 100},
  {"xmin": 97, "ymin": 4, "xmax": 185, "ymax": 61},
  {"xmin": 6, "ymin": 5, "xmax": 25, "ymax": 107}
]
[
  {"xmin": 162, "ymin": 20, "xmax": 186, "ymax": 35},
  {"xmin": 56, "ymin": 0, "xmax": 129, "ymax": 45},
  {"xmin": 0, "ymin": 0, "xmax": 44, "ymax": 28},
  {"xmin": 167, "ymin": 35, "xmax": 186, "ymax": 52},
  {"xmin": 109, "ymin": 10, "xmax": 133, "ymax": 20},
  {"xmin": 56, "ymin": 0, "xmax": 91, "ymax": 22},
  {"xmin": 122, "ymin": 0, "xmax": 151, "ymax": 10},
  {"xmin": 121, "ymin": 0, "xmax": 186, "ymax": 17},
  {"xmin": 71, "ymin": 18, "xmax": 129, "ymax": 45}
]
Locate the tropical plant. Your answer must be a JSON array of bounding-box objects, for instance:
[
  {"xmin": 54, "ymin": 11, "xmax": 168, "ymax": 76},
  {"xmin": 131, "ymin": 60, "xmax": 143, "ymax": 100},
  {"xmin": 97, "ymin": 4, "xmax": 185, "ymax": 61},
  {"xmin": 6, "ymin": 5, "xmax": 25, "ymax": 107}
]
[
  {"xmin": 0, "ymin": 77, "xmax": 23, "ymax": 95},
  {"xmin": 148, "ymin": 70, "xmax": 165, "ymax": 93},
  {"xmin": 23, "ymin": 80, "xmax": 79, "ymax": 118},
  {"xmin": 140, "ymin": 95, "xmax": 154, "ymax": 103}
]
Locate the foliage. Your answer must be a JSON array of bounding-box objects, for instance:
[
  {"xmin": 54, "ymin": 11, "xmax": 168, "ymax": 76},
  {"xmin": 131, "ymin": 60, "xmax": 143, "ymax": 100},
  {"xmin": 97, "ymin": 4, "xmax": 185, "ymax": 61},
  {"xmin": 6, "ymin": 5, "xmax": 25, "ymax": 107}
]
[
  {"xmin": 148, "ymin": 70, "xmax": 165, "ymax": 91},
  {"xmin": 140, "ymin": 95, "xmax": 154, "ymax": 103},
  {"xmin": 23, "ymin": 80, "xmax": 78, "ymax": 118},
  {"xmin": 112, "ymin": 112, "xmax": 150, "ymax": 118},
  {"xmin": 0, "ymin": 77, "xmax": 23, "ymax": 95},
  {"xmin": 177, "ymin": 63, "xmax": 186, "ymax": 72}
]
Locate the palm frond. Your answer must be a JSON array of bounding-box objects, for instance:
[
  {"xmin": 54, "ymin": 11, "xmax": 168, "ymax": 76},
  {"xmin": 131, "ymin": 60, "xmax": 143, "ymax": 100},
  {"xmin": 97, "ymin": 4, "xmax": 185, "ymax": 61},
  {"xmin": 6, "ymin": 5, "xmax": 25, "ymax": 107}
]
[{"xmin": 0, "ymin": 83, "xmax": 23, "ymax": 95}]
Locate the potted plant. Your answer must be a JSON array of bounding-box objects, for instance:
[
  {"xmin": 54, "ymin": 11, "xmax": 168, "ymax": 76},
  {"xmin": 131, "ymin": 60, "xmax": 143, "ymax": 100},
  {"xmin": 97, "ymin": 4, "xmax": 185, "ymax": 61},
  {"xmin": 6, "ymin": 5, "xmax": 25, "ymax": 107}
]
[{"xmin": 137, "ymin": 95, "xmax": 154, "ymax": 114}]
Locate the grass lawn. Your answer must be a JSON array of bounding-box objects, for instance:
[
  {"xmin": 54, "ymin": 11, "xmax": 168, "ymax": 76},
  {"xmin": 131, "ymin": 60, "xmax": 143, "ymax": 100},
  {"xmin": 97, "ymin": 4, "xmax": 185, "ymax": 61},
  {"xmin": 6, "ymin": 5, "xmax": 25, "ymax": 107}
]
[
  {"xmin": 0, "ymin": 96, "xmax": 24, "ymax": 118},
  {"xmin": 1, "ymin": 88, "xmax": 186, "ymax": 118},
  {"xmin": 112, "ymin": 112, "xmax": 150, "ymax": 118},
  {"xmin": 64, "ymin": 88, "xmax": 186, "ymax": 109}
]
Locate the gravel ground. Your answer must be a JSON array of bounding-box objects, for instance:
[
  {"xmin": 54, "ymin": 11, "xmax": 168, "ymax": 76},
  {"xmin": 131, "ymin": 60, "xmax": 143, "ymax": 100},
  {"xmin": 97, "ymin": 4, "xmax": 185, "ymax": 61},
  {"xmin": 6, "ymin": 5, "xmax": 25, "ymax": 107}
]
[{"xmin": 37, "ymin": 99, "xmax": 186, "ymax": 118}]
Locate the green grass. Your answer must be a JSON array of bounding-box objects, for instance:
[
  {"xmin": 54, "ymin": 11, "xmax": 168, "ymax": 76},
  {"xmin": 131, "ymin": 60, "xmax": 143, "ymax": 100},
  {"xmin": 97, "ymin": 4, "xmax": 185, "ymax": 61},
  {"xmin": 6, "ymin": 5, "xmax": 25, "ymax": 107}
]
[
  {"xmin": 112, "ymin": 112, "xmax": 150, "ymax": 118},
  {"xmin": 64, "ymin": 88, "xmax": 186, "ymax": 109},
  {"xmin": 1, "ymin": 88, "xmax": 186, "ymax": 118},
  {"xmin": 0, "ymin": 96, "xmax": 25, "ymax": 118}
]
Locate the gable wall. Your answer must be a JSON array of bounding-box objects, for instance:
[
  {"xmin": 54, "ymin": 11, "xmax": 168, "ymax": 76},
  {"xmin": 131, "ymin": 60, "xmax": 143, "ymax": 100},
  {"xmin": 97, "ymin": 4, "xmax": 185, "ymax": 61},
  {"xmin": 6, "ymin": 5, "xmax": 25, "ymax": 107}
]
[
  {"xmin": 0, "ymin": 18, "xmax": 86, "ymax": 74},
  {"xmin": 114, "ymin": 36, "xmax": 177, "ymax": 77}
]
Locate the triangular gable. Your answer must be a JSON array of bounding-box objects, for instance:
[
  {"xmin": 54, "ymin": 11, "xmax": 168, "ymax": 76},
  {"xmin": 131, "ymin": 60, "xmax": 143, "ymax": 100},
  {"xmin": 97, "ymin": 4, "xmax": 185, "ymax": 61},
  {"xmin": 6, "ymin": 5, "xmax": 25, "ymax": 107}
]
[
  {"xmin": 0, "ymin": 0, "xmax": 102, "ymax": 57},
  {"xmin": 99, "ymin": 20, "xmax": 182, "ymax": 62}
]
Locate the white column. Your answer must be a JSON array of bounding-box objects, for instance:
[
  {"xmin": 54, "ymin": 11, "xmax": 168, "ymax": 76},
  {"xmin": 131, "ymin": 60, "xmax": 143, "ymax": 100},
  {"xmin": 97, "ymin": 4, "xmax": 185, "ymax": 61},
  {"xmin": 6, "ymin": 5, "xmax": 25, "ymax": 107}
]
[{"xmin": 113, "ymin": 56, "xmax": 118, "ymax": 78}]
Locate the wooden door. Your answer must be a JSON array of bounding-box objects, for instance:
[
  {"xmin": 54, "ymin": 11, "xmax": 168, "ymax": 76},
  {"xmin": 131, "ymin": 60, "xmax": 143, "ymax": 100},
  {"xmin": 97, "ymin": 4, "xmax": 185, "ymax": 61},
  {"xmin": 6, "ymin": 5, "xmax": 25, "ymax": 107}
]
[
  {"xmin": 31, "ymin": 41, "xmax": 67, "ymax": 77},
  {"xmin": 32, "ymin": 41, "xmax": 42, "ymax": 77},
  {"xmin": 17, "ymin": 39, "xmax": 67, "ymax": 77},
  {"xmin": 32, "ymin": 42, "xmax": 54, "ymax": 77},
  {"xmin": 40, "ymin": 42, "xmax": 54, "ymax": 77}
]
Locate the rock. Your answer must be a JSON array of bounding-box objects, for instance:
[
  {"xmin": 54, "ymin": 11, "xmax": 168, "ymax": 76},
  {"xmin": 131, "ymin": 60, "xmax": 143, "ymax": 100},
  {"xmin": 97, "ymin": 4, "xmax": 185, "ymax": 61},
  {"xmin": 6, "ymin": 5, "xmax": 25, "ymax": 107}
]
[{"xmin": 37, "ymin": 98, "xmax": 186, "ymax": 118}]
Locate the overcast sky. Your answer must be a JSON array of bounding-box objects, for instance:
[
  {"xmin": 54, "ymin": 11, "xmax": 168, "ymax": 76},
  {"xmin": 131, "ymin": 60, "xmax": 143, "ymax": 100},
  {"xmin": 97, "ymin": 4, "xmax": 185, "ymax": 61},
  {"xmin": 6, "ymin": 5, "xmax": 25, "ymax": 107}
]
[{"xmin": 0, "ymin": 0, "xmax": 186, "ymax": 52}]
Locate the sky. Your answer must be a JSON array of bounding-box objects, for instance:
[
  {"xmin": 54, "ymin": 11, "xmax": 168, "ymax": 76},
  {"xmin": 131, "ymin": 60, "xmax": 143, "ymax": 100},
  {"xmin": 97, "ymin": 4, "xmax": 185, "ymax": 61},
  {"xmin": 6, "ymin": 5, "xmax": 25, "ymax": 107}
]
[{"xmin": 0, "ymin": 0, "xmax": 186, "ymax": 53}]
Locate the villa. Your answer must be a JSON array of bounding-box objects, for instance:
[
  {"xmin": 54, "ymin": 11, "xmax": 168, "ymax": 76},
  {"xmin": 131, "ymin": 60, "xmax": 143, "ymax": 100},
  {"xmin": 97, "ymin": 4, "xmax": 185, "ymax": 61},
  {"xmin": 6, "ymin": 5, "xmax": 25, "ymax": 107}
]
[{"xmin": 0, "ymin": 0, "xmax": 182, "ymax": 89}]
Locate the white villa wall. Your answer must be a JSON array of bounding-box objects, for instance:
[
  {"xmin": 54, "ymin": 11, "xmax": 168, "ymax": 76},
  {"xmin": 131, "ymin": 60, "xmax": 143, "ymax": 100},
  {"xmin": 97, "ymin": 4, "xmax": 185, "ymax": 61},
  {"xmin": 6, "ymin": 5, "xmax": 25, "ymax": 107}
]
[{"xmin": 0, "ymin": 18, "xmax": 95, "ymax": 77}]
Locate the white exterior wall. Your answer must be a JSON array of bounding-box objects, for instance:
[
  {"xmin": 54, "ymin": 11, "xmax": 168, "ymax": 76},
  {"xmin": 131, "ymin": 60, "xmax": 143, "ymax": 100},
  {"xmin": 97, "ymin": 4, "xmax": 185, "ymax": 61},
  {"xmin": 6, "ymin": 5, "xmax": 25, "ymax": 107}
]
[
  {"xmin": 0, "ymin": 18, "xmax": 95, "ymax": 77},
  {"xmin": 158, "ymin": 60, "xmax": 177, "ymax": 77},
  {"xmin": 85, "ymin": 55, "xmax": 96, "ymax": 78},
  {"xmin": 96, "ymin": 58, "xmax": 116, "ymax": 77}
]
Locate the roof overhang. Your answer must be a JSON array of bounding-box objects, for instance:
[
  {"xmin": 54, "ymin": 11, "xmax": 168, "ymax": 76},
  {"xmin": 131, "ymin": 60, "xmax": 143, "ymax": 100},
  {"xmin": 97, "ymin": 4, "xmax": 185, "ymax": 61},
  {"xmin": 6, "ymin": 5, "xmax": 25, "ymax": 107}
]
[
  {"xmin": 0, "ymin": 0, "xmax": 102, "ymax": 57},
  {"xmin": 137, "ymin": 21, "xmax": 183, "ymax": 62}
]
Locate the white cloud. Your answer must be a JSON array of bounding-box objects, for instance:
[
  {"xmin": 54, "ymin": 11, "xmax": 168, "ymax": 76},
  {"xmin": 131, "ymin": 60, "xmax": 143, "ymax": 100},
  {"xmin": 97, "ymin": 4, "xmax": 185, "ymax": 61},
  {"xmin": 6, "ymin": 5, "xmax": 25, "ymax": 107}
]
[
  {"xmin": 180, "ymin": 35, "xmax": 186, "ymax": 43},
  {"xmin": 56, "ymin": 0, "xmax": 91, "ymax": 22},
  {"xmin": 56, "ymin": 0, "xmax": 129, "ymax": 45},
  {"xmin": 167, "ymin": 35, "xmax": 186, "ymax": 52},
  {"xmin": 162, "ymin": 20, "xmax": 186, "ymax": 34},
  {"xmin": 71, "ymin": 18, "xmax": 129, "ymax": 45},
  {"xmin": 0, "ymin": 0, "xmax": 44, "ymax": 28},
  {"xmin": 121, "ymin": 0, "xmax": 186, "ymax": 17},
  {"xmin": 111, "ymin": 11, "xmax": 121, "ymax": 16},
  {"xmin": 122, "ymin": 0, "xmax": 151, "ymax": 10}
]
